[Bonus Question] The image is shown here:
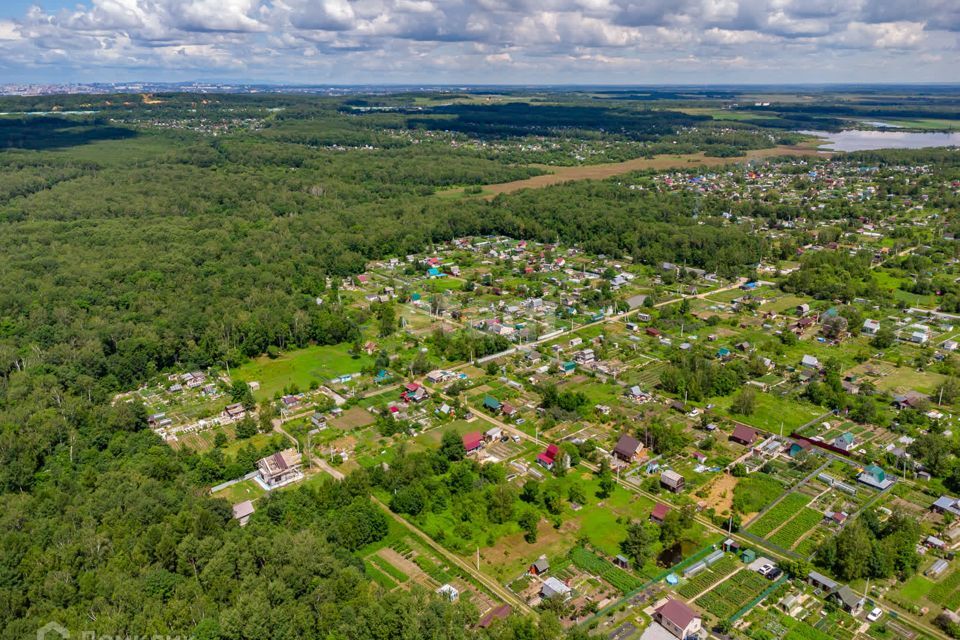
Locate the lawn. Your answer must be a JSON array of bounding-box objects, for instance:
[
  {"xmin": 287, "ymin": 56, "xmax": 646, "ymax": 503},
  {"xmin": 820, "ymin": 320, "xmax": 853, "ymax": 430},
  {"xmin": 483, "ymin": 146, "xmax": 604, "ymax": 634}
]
[
  {"xmin": 895, "ymin": 574, "xmax": 935, "ymax": 602},
  {"xmin": 718, "ymin": 391, "xmax": 825, "ymax": 434},
  {"xmin": 871, "ymin": 366, "xmax": 946, "ymax": 395},
  {"xmin": 211, "ymin": 478, "xmax": 266, "ymax": 504},
  {"xmin": 412, "ymin": 420, "xmax": 478, "ymax": 448},
  {"xmin": 330, "ymin": 406, "xmax": 377, "ymax": 430},
  {"xmin": 233, "ymin": 344, "xmax": 372, "ymax": 400},
  {"xmin": 732, "ymin": 473, "xmax": 786, "ymax": 515}
]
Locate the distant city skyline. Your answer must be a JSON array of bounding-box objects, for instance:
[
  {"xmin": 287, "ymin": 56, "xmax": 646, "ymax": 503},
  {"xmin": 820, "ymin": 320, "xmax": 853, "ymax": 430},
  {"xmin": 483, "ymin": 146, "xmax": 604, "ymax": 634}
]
[{"xmin": 0, "ymin": 0, "xmax": 957, "ymax": 85}]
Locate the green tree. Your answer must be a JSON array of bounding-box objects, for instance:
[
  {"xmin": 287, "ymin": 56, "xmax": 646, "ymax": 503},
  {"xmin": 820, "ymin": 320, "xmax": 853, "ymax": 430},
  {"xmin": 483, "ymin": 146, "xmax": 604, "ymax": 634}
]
[
  {"xmin": 518, "ymin": 508, "xmax": 539, "ymax": 543},
  {"xmin": 439, "ymin": 429, "xmax": 466, "ymax": 461},
  {"xmin": 731, "ymin": 387, "xmax": 757, "ymax": 416},
  {"xmin": 597, "ymin": 458, "xmax": 615, "ymax": 498},
  {"xmin": 230, "ymin": 380, "xmax": 255, "ymax": 410},
  {"xmin": 377, "ymin": 302, "xmax": 397, "ymax": 337},
  {"xmin": 620, "ymin": 520, "xmax": 657, "ymax": 567}
]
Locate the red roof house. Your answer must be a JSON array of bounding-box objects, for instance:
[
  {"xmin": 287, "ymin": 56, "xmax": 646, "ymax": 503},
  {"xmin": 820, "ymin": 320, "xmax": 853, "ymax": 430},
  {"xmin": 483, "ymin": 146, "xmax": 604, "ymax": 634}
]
[
  {"xmin": 463, "ymin": 432, "xmax": 484, "ymax": 453},
  {"xmin": 651, "ymin": 503, "xmax": 671, "ymax": 523},
  {"xmin": 537, "ymin": 444, "xmax": 560, "ymax": 470}
]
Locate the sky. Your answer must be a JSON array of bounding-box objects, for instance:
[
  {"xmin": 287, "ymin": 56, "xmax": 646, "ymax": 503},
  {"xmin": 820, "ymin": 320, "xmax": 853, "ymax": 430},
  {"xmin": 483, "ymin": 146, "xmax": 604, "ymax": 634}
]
[{"xmin": 0, "ymin": 0, "xmax": 957, "ymax": 85}]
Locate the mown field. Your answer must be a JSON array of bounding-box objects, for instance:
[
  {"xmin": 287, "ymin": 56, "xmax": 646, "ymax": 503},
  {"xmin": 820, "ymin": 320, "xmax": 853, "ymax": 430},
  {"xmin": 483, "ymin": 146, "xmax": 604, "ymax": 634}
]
[{"xmin": 233, "ymin": 344, "xmax": 372, "ymax": 399}]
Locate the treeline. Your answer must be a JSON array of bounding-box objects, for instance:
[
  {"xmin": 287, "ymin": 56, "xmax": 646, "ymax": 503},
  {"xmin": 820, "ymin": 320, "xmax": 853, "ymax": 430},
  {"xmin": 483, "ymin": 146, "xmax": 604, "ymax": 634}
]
[
  {"xmin": 491, "ymin": 180, "xmax": 765, "ymax": 274},
  {"xmin": 781, "ymin": 251, "xmax": 882, "ymax": 302},
  {"xmin": 814, "ymin": 509, "xmax": 920, "ymax": 581}
]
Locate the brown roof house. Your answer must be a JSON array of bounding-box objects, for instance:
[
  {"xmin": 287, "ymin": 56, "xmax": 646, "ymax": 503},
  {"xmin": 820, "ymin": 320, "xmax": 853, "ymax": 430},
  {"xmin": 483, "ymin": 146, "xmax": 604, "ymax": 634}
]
[
  {"xmin": 256, "ymin": 448, "xmax": 303, "ymax": 489},
  {"xmin": 654, "ymin": 598, "xmax": 702, "ymax": 639},
  {"xmin": 613, "ymin": 433, "xmax": 644, "ymax": 463},
  {"xmin": 730, "ymin": 424, "xmax": 759, "ymax": 446},
  {"xmin": 478, "ymin": 604, "xmax": 512, "ymax": 629},
  {"xmin": 650, "ymin": 503, "xmax": 671, "ymax": 524}
]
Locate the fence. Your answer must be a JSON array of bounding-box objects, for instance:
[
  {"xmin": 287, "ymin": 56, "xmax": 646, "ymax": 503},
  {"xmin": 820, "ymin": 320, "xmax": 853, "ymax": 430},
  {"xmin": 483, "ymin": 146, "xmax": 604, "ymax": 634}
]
[
  {"xmin": 210, "ymin": 470, "xmax": 259, "ymax": 494},
  {"xmin": 729, "ymin": 574, "xmax": 789, "ymax": 623},
  {"xmin": 582, "ymin": 542, "xmax": 721, "ymax": 627}
]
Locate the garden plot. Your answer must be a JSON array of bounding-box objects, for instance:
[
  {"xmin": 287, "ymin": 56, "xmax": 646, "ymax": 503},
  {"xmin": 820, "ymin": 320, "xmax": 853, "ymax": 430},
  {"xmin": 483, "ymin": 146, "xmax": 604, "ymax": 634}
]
[
  {"xmin": 330, "ymin": 406, "xmax": 377, "ymax": 430},
  {"xmin": 767, "ymin": 508, "xmax": 823, "ymax": 550},
  {"xmin": 747, "ymin": 493, "xmax": 812, "ymax": 537},
  {"xmin": 847, "ymin": 359, "xmax": 946, "ymax": 396},
  {"xmin": 676, "ymin": 554, "xmax": 739, "ymax": 599},
  {"xmin": 570, "ymin": 546, "xmax": 643, "ymax": 594},
  {"xmin": 927, "ymin": 567, "xmax": 960, "ymax": 610},
  {"xmin": 694, "ymin": 569, "xmax": 769, "ymax": 619},
  {"xmin": 632, "ymin": 362, "xmax": 667, "ymax": 388},
  {"xmin": 483, "ymin": 439, "xmax": 526, "ymax": 463}
]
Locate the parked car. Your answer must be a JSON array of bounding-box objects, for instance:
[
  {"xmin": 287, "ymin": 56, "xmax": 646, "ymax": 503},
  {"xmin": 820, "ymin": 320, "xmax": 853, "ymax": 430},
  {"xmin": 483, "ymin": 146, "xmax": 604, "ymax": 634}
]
[
  {"xmin": 867, "ymin": 608, "xmax": 883, "ymax": 622},
  {"xmin": 757, "ymin": 564, "xmax": 773, "ymax": 576},
  {"xmin": 765, "ymin": 568, "xmax": 783, "ymax": 581}
]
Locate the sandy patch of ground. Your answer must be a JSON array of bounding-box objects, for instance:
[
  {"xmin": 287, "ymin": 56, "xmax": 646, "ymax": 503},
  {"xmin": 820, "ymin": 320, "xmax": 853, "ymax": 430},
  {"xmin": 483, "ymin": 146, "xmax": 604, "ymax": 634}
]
[
  {"xmin": 437, "ymin": 145, "xmax": 826, "ymax": 198},
  {"xmin": 701, "ymin": 473, "xmax": 738, "ymax": 516}
]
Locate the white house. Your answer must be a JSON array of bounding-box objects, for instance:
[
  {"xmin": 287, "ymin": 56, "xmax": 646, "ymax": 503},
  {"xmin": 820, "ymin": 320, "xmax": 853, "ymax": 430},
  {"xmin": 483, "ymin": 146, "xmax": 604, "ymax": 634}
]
[{"xmin": 654, "ymin": 599, "xmax": 702, "ymax": 640}]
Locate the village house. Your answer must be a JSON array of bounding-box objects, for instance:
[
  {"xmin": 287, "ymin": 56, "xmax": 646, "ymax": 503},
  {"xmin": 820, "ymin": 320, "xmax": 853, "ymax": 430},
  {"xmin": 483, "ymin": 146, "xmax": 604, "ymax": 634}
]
[
  {"xmin": 462, "ymin": 432, "xmax": 484, "ymax": 454},
  {"xmin": 833, "ymin": 432, "xmax": 855, "ymax": 452},
  {"xmin": 932, "ymin": 495, "xmax": 960, "ymax": 517},
  {"xmin": 858, "ymin": 464, "xmax": 895, "ymax": 490},
  {"xmin": 478, "ymin": 605, "xmax": 512, "ymax": 629},
  {"xmin": 537, "ymin": 444, "xmax": 560, "ymax": 470},
  {"xmin": 832, "ymin": 585, "xmax": 864, "ymax": 614},
  {"xmin": 232, "ymin": 500, "xmax": 255, "ymax": 526},
  {"xmin": 540, "ymin": 576, "xmax": 571, "ymax": 600},
  {"xmin": 730, "ymin": 424, "xmax": 759, "ymax": 446},
  {"xmin": 529, "ymin": 557, "xmax": 549, "ymax": 576},
  {"xmin": 893, "ymin": 390, "xmax": 928, "ymax": 410},
  {"xmin": 401, "ymin": 382, "xmax": 429, "ymax": 403},
  {"xmin": 223, "ymin": 403, "xmax": 246, "ymax": 420},
  {"xmin": 256, "ymin": 448, "xmax": 303, "ymax": 488},
  {"xmin": 653, "ymin": 598, "xmax": 702, "ymax": 640},
  {"xmin": 613, "ymin": 433, "xmax": 644, "ymax": 463},
  {"xmin": 660, "ymin": 470, "xmax": 685, "ymax": 493},
  {"xmin": 808, "ymin": 570, "xmax": 838, "ymax": 593},
  {"xmin": 651, "ymin": 503, "xmax": 671, "ymax": 524},
  {"xmin": 788, "ymin": 440, "xmax": 814, "ymax": 457},
  {"xmin": 862, "ymin": 318, "xmax": 881, "ymax": 335},
  {"xmin": 483, "ymin": 395, "xmax": 502, "ymax": 413}
]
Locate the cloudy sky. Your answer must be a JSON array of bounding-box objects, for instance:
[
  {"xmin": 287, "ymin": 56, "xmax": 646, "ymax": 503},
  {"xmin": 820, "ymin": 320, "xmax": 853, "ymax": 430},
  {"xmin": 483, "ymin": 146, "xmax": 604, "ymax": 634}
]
[{"xmin": 0, "ymin": 0, "xmax": 957, "ymax": 84}]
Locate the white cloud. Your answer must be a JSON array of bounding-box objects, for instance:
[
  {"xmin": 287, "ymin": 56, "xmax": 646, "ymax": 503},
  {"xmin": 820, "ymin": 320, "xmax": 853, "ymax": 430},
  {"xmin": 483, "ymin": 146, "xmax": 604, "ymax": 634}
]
[
  {"xmin": 0, "ymin": 20, "xmax": 21, "ymax": 41},
  {"xmin": 0, "ymin": 0, "xmax": 955, "ymax": 82}
]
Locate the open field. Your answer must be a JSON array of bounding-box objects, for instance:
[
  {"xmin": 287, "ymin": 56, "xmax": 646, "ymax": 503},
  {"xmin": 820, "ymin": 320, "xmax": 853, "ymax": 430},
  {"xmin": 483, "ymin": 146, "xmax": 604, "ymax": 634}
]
[
  {"xmin": 436, "ymin": 145, "xmax": 826, "ymax": 198},
  {"xmin": 233, "ymin": 344, "xmax": 372, "ymax": 400},
  {"xmin": 330, "ymin": 406, "xmax": 377, "ymax": 430}
]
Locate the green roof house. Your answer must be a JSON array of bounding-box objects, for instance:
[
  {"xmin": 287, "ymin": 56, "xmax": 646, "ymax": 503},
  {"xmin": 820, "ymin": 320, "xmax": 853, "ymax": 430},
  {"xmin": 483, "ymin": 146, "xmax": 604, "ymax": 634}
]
[
  {"xmin": 483, "ymin": 396, "xmax": 502, "ymax": 412},
  {"xmin": 858, "ymin": 464, "xmax": 894, "ymax": 490}
]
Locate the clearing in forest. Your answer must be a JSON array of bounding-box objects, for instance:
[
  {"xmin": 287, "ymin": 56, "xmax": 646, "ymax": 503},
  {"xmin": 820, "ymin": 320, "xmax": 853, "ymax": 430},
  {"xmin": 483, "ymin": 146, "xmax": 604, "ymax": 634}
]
[{"xmin": 437, "ymin": 145, "xmax": 825, "ymax": 198}]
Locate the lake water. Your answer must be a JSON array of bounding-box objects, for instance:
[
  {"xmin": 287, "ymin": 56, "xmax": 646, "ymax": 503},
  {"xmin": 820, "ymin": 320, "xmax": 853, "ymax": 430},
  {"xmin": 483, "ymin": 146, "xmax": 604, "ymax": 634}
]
[{"xmin": 801, "ymin": 129, "xmax": 960, "ymax": 152}]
